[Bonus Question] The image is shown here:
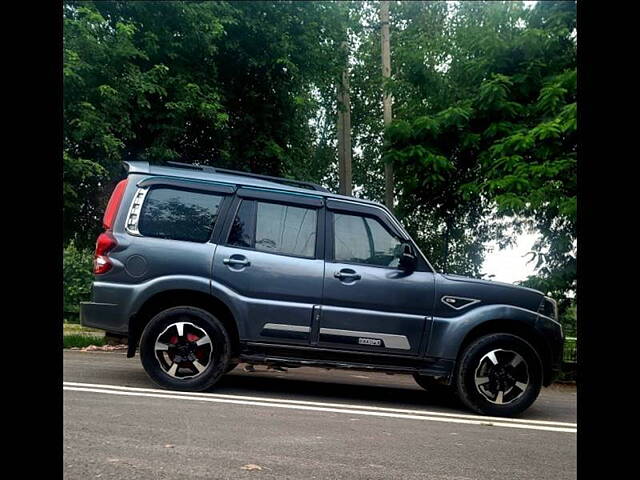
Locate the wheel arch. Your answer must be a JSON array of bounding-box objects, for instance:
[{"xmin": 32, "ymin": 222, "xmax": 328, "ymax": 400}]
[
  {"xmin": 457, "ymin": 319, "xmax": 554, "ymax": 386},
  {"xmin": 128, "ymin": 289, "xmax": 240, "ymax": 360}
]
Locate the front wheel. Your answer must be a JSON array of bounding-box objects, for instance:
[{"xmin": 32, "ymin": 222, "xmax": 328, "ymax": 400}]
[
  {"xmin": 139, "ymin": 306, "xmax": 231, "ymax": 391},
  {"xmin": 455, "ymin": 333, "xmax": 543, "ymax": 417},
  {"xmin": 413, "ymin": 374, "xmax": 453, "ymax": 397}
]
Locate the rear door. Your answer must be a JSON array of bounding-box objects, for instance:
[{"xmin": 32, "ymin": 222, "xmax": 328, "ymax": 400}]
[
  {"xmin": 317, "ymin": 199, "xmax": 435, "ymax": 356},
  {"xmin": 212, "ymin": 187, "xmax": 325, "ymax": 345}
]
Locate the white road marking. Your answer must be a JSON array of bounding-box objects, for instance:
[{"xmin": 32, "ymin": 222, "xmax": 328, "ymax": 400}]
[
  {"xmin": 63, "ymin": 382, "xmax": 576, "ymax": 433},
  {"xmin": 63, "ymin": 381, "xmax": 575, "ymax": 427}
]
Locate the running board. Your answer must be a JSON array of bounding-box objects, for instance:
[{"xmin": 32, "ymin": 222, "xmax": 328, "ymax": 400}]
[{"xmin": 239, "ymin": 349, "xmax": 454, "ymax": 379}]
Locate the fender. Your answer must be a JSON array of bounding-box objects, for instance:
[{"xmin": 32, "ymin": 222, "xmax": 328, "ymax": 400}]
[{"xmin": 426, "ymin": 304, "xmax": 541, "ymax": 360}]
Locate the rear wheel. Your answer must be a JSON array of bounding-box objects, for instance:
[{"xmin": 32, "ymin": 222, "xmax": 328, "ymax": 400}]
[
  {"xmin": 455, "ymin": 333, "xmax": 542, "ymax": 417},
  {"xmin": 139, "ymin": 306, "xmax": 231, "ymax": 391}
]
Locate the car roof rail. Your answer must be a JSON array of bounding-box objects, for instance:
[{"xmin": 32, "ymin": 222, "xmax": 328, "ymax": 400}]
[
  {"xmin": 165, "ymin": 161, "xmax": 217, "ymax": 173},
  {"xmin": 165, "ymin": 161, "xmax": 330, "ymax": 193}
]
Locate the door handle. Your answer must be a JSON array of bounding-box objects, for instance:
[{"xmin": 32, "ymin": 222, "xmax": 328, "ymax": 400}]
[
  {"xmin": 223, "ymin": 257, "xmax": 251, "ymax": 267},
  {"xmin": 334, "ymin": 270, "xmax": 361, "ymax": 281}
]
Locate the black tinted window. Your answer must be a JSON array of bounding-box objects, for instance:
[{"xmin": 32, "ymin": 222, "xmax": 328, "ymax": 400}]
[
  {"xmin": 334, "ymin": 213, "xmax": 402, "ymax": 267},
  {"xmin": 256, "ymin": 202, "xmax": 317, "ymax": 257},
  {"xmin": 138, "ymin": 188, "xmax": 223, "ymax": 243},
  {"xmin": 228, "ymin": 200, "xmax": 317, "ymax": 257},
  {"xmin": 227, "ymin": 200, "xmax": 254, "ymax": 248}
]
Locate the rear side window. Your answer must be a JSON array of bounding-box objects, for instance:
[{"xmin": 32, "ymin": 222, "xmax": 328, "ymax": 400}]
[
  {"xmin": 227, "ymin": 200, "xmax": 254, "ymax": 248},
  {"xmin": 228, "ymin": 200, "xmax": 317, "ymax": 258},
  {"xmin": 138, "ymin": 187, "xmax": 223, "ymax": 243},
  {"xmin": 333, "ymin": 213, "xmax": 403, "ymax": 267}
]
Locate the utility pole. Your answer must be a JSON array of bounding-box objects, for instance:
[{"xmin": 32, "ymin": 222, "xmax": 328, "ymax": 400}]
[
  {"xmin": 337, "ymin": 40, "xmax": 352, "ymax": 196},
  {"xmin": 380, "ymin": 0, "xmax": 394, "ymax": 211}
]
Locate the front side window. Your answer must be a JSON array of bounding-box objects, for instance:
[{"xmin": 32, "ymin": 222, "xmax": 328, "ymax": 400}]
[
  {"xmin": 138, "ymin": 187, "xmax": 223, "ymax": 243},
  {"xmin": 333, "ymin": 213, "xmax": 403, "ymax": 267},
  {"xmin": 227, "ymin": 200, "xmax": 317, "ymax": 258}
]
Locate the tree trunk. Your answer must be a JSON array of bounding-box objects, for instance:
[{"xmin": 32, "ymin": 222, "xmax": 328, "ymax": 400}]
[
  {"xmin": 337, "ymin": 41, "xmax": 352, "ymax": 196},
  {"xmin": 380, "ymin": 0, "xmax": 394, "ymax": 211}
]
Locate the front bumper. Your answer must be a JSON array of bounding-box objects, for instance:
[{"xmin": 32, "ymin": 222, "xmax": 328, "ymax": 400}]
[{"xmin": 536, "ymin": 314, "xmax": 564, "ymax": 385}]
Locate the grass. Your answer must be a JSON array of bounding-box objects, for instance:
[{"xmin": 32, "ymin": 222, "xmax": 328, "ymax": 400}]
[
  {"xmin": 63, "ymin": 321, "xmax": 102, "ymax": 335},
  {"xmin": 64, "ymin": 333, "xmax": 106, "ymax": 349},
  {"xmin": 63, "ymin": 321, "xmax": 105, "ymax": 348}
]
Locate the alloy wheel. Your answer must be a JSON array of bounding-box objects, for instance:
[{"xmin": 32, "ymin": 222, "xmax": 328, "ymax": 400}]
[
  {"xmin": 154, "ymin": 321, "xmax": 213, "ymax": 379},
  {"xmin": 473, "ymin": 349, "xmax": 529, "ymax": 405}
]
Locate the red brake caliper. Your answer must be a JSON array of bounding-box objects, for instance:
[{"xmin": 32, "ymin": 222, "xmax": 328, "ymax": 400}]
[
  {"xmin": 186, "ymin": 332, "xmax": 206, "ymax": 360},
  {"xmin": 167, "ymin": 335, "xmax": 179, "ymax": 362}
]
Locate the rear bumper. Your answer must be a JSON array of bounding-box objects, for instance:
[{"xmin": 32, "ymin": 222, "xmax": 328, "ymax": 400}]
[{"xmin": 80, "ymin": 301, "xmax": 129, "ymax": 334}]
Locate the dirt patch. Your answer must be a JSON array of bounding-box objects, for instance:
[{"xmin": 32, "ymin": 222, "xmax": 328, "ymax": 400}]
[{"xmin": 69, "ymin": 344, "xmax": 128, "ymax": 352}]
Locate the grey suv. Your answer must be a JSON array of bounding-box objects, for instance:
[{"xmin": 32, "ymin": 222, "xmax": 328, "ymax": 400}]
[{"xmin": 80, "ymin": 161, "xmax": 563, "ymax": 417}]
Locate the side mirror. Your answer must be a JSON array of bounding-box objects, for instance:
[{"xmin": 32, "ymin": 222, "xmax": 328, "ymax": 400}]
[{"xmin": 398, "ymin": 243, "xmax": 417, "ymax": 272}]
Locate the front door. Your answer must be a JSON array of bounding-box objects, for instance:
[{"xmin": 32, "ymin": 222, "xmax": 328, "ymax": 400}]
[
  {"xmin": 317, "ymin": 200, "xmax": 435, "ymax": 356},
  {"xmin": 212, "ymin": 189, "xmax": 325, "ymax": 345}
]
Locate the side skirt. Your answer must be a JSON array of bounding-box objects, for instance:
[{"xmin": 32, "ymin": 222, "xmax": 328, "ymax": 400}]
[{"xmin": 239, "ymin": 342, "xmax": 455, "ymax": 380}]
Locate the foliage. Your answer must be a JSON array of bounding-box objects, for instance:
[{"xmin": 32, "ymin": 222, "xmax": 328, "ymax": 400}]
[
  {"xmin": 63, "ymin": 242, "xmax": 94, "ymax": 316},
  {"xmin": 64, "ymin": 1, "xmax": 348, "ymax": 247},
  {"xmin": 345, "ymin": 1, "xmax": 577, "ymax": 326}
]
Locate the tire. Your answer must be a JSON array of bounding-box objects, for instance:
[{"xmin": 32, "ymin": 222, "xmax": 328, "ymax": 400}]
[
  {"xmin": 413, "ymin": 374, "xmax": 453, "ymax": 396},
  {"xmin": 139, "ymin": 306, "xmax": 231, "ymax": 392},
  {"xmin": 454, "ymin": 333, "xmax": 543, "ymax": 417},
  {"xmin": 225, "ymin": 362, "xmax": 239, "ymax": 374}
]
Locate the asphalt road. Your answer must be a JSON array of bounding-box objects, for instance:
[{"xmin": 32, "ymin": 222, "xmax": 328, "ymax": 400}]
[{"xmin": 63, "ymin": 350, "xmax": 576, "ymax": 479}]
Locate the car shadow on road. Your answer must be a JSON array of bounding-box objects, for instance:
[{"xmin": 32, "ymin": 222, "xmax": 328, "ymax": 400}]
[{"xmin": 212, "ymin": 369, "xmax": 463, "ymax": 412}]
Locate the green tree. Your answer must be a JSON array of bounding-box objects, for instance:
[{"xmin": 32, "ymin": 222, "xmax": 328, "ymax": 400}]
[
  {"xmin": 353, "ymin": 3, "xmax": 575, "ymax": 269},
  {"xmin": 63, "ymin": 242, "xmax": 94, "ymax": 318},
  {"xmin": 63, "ymin": 1, "xmax": 347, "ymax": 247},
  {"xmin": 349, "ymin": 1, "xmax": 576, "ymax": 328}
]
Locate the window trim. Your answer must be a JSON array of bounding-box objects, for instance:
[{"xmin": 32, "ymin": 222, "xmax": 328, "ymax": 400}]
[
  {"xmin": 222, "ymin": 194, "xmax": 325, "ymax": 260},
  {"xmin": 237, "ymin": 186, "xmax": 324, "ymax": 207},
  {"xmin": 125, "ymin": 184, "xmax": 231, "ymax": 244}
]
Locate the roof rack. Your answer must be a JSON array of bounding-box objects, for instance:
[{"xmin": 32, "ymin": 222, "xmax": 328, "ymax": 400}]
[
  {"xmin": 165, "ymin": 161, "xmax": 330, "ymax": 193},
  {"xmin": 165, "ymin": 161, "xmax": 217, "ymax": 174}
]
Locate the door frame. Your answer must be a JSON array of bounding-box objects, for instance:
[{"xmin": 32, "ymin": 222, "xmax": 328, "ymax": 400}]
[
  {"xmin": 213, "ymin": 186, "xmax": 327, "ymax": 346},
  {"xmin": 313, "ymin": 199, "xmax": 434, "ymax": 356}
]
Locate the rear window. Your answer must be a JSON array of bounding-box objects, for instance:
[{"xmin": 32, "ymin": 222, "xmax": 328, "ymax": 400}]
[{"xmin": 138, "ymin": 187, "xmax": 223, "ymax": 243}]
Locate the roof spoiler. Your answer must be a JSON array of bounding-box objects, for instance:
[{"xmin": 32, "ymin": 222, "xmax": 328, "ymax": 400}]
[
  {"xmin": 121, "ymin": 160, "xmax": 330, "ymax": 193},
  {"xmin": 123, "ymin": 160, "xmax": 150, "ymax": 174}
]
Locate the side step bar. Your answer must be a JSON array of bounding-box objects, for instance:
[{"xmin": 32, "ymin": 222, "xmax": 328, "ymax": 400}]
[{"xmin": 238, "ymin": 353, "xmax": 455, "ymax": 380}]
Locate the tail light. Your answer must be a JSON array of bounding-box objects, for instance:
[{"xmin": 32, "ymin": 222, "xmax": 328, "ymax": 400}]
[
  {"xmin": 94, "ymin": 179, "xmax": 127, "ymax": 274},
  {"xmin": 103, "ymin": 179, "xmax": 128, "ymax": 230},
  {"xmin": 93, "ymin": 231, "xmax": 117, "ymax": 274}
]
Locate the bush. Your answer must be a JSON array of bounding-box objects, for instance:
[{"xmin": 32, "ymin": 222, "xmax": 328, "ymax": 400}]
[{"xmin": 63, "ymin": 242, "xmax": 93, "ymax": 320}]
